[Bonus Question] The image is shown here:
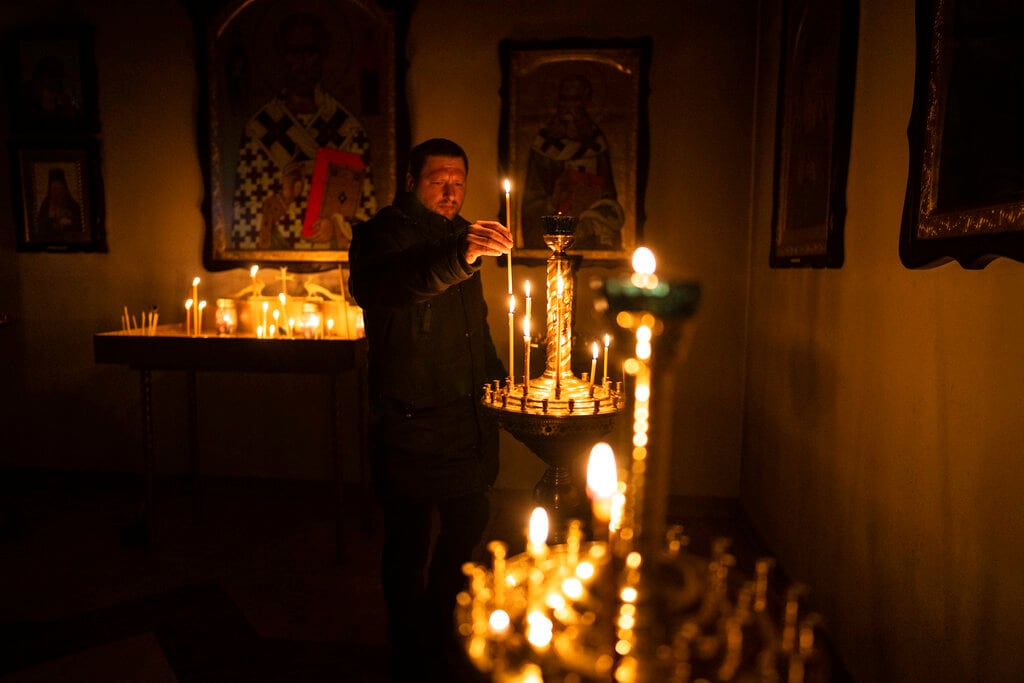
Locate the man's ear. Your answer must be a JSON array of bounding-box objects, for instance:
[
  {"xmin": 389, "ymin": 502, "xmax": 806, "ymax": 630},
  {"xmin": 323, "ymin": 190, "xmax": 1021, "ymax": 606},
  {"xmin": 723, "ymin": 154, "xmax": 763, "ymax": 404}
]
[{"xmin": 405, "ymin": 172, "xmax": 415, "ymax": 192}]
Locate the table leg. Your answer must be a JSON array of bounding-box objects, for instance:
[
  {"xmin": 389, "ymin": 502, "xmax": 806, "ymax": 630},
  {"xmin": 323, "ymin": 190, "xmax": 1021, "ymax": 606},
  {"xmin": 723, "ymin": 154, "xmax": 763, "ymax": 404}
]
[
  {"xmin": 186, "ymin": 370, "xmax": 202, "ymax": 523},
  {"xmin": 331, "ymin": 372, "xmax": 347, "ymax": 564},
  {"xmin": 122, "ymin": 368, "xmax": 154, "ymax": 549}
]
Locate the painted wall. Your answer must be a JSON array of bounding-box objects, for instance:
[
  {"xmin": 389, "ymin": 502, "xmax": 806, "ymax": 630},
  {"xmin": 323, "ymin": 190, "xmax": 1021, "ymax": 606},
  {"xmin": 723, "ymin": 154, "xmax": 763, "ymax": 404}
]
[
  {"xmin": 0, "ymin": 0, "xmax": 756, "ymax": 499},
  {"xmin": 743, "ymin": 1, "xmax": 1024, "ymax": 681}
]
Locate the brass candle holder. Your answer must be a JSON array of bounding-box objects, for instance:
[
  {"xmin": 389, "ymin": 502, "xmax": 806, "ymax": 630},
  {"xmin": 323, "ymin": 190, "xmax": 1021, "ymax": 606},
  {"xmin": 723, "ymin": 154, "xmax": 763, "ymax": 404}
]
[{"xmin": 482, "ymin": 215, "xmax": 623, "ymax": 543}]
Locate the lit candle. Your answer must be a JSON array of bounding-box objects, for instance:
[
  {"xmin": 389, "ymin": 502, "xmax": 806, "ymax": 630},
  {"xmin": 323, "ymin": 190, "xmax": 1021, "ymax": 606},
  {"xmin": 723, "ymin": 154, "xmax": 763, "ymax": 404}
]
[
  {"xmin": 527, "ymin": 506, "xmax": 549, "ymax": 562},
  {"xmin": 589, "ymin": 341, "xmax": 599, "ymax": 389},
  {"xmin": 278, "ymin": 292, "xmax": 287, "ymax": 321},
  {"xmin": 250, "ymin": 265, "xmax": 259, "ymax": 298},
  {"xmin": 191, "ymin": 277, "xmax": 200, "ymax": 332},
  {"xmin": 523, "ymin": 316, "xmax": 531, "ymax": 395},
  {"xmin": 197, "ymin": 300, "xmax": 207, "ymax": 336},
  {"xmin": 288, "ymin": 318, "xmax": 295, "ymax": 338},
  {"xmin": 524, "ymin": 280, "xmax": 532, "ymax": 324},
  {"xmin": 272, "ymin": 309, "xmax": 280, "ymax": 337},
  {"xmin": 184, "ymin": 299, "xmax": 193, "ymax": 336},
  {"xmin": 327, "ymin": 318, "xmax": 335, "ymax": 337},
  {"xmin": 508, "ymin": 295, "xmax": 516, "ymax": 386},
  {"xmin": 503, "ymin": 179, "xmax": 513, "ymax": 295},
  {"xmin": 603, "ymin": 334, "xmax": 611, "ymax": 385},
  {"xmin": 262, "ymin": 301, "xmax": 269, "ymax": 334},
  {"xmin": 587, "ymin": 442, "xmax": 618, "ymax": 529}
]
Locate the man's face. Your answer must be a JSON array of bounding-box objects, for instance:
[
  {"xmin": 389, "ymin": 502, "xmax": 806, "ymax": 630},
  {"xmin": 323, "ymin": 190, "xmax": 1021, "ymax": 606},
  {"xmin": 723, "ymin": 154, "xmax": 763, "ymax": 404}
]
[{"xmin": 409, "ymin": 155, "xmax": 467, "ymax": 220}]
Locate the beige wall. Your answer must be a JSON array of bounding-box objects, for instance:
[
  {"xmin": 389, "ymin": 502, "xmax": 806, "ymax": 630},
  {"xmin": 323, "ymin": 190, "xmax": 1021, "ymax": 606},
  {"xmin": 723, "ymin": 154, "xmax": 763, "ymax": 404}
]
[
  {"xmin": 0, "ymin": 0, "xmax": 756, "ymax": 497},
  {"xmin": 744, "ymin": 1, "xmax": 1024, "ymax": 681}
]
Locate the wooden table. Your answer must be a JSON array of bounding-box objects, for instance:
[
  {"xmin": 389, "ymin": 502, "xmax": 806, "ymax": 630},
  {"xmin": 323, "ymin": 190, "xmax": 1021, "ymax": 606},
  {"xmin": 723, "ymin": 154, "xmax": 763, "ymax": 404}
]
[{"xmin": 93, "ymin": 327, "xmax": 368, "ymax": 561}]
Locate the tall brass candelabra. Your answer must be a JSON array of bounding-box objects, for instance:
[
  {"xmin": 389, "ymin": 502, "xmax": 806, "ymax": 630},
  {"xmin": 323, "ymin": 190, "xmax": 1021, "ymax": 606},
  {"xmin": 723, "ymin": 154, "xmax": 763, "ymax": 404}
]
[{"xmin": 482, "ymin": 215, "xmax": 622, "ymax": 543}]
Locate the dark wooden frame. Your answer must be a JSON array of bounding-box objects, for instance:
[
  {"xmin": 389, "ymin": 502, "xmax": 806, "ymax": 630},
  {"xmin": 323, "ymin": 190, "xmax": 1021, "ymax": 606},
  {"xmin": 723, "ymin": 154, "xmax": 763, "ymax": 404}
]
[
  {"xmin": 498, "ymin": 38, "xmax": 651, "ymax": 263},
  {"xmin": 900, "ymin": 0, "xmax": 1024, "ymax": 269},
  {"xmin": 196, "ymin": 0, "xmax": 401, "ymax": 271},
  {"xmin": 5, "ymin": 23, "xmax": 100, "ymax": 137},
  {"xmin": 11, "ymin": 140, "xmax": 106, "ymax": 253},
  {"xmin": 770, "ymin": 0, "xmax": 858, "ymax": 268}
]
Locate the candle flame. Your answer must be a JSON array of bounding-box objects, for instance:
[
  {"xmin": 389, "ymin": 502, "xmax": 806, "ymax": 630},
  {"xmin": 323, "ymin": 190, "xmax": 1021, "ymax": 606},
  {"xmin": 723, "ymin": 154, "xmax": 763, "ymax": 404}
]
[
  {"xmin": 604, "ymin": 333, "xmax": 611, "ymax": 348},
  {"xmin": 192, "ymin": 276, "xmax": 201, "ymax": 286},
  {"xmin": 632, "ymin": 247, "xmax": 656, "ymax": 275},
  {"xmin": 250, "ymin": 265, "xmax": 259, "ymax": 277},
  {"xmin": 279, "ymin": 292, "xmax": 286, "ymax": 305},
  {"xmin": 592, "ymin": 341, "xmax": 599, "ymax": 360},
  {"xmin": 587, "ymin": 442, "xmax": 618, "ymax": 499},
  {"xmin": 528, "ymin": 507, "xmax": 549, "ymax": 546},
  {"xmin": 185, "ymin": 299, "xmax": 193, "ymax": 310},
  {"xmin": 198, "ymin": 300, "xmax": 207, "ymax": 310},
  {"xmin": 524, "ymin": 280, "xmax": 531, "ymax": 298},
  {"xmin": 503, "ymin": 178, "xmax": 511, "ymax": 194}
]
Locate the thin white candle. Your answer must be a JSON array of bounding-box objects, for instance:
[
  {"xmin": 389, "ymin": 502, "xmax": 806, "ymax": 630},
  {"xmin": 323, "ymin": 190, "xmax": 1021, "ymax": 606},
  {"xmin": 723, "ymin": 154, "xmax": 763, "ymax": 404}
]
[
  {"xmin": 586, "ymin": 442, "xmax": 618, "ymax": 526},
  {"xmin": 523, "ymin": 316, "xmax": 531, "ymax": 394},
  {"xmin": 590, "ymin": 341, "xmax": 599, "ymax": 389},
  {"xmin": 262, "ymin": 301, "xmax": 269, "ymax": 334},
  {"xmin": 197, "ymin": 300, "xmax": 207, "ymax": 335},
  {"xmin": 191, "ymin": 277, "xmax": 200, "ymax": 333},
  {"xmin": 184, "ymin": 299, "xmax": 193, "ymax": 336},
  {"xmin": 603, "ymin": 334, "xmax": 611, "ymax": 384},
  {"xmin": 527, "ymin": 506, "xmax": 549, "ymax": 561},
  {"xmin": 508, "ymin": 295, "xmax": 516, "ymax": 386},
  {"xmin": 250, "ymin": 265, "xmax": 259, "ymax": 298},
  {"xmin": 524, "ymin": 280, "xmax": 532, "ymax": 324},
  {"xmin": 504, "ymin": 179, "xmax": 513, "ymax": 295}
]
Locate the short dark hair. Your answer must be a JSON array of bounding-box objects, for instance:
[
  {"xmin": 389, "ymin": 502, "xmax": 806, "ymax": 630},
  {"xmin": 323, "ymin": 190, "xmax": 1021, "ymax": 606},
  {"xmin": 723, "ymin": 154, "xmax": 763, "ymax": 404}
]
[{"xmin": 407, "ymin": 138, "xmax": 468, "ymax": 180}]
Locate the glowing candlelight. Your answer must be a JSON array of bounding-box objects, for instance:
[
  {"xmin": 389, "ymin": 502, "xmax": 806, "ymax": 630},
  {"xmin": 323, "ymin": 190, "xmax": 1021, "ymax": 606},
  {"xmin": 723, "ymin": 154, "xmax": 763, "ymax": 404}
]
[
  {"xmin": 630, "ymin": 246, "xmax": 659, "ymax": 289},
  {"xmin": 272, "ymin": 308, "xmax": 280, "ymax": 336},
  {"xmin": 278, "ymin": 292, "xmax": 287, "ymax": 318},
  {"xmin": 249, "ymin": 265, "xmax": 259, "ymax": 298},
  {"xmin": 191, "ymin": 277, "xmax": 200, "ymax": 332},
  {"xmin": 603, "ymin": 334, "xmax": 611, "ymax": 384},
  {"xmin": 185, "ymin": 298, "xmax": 193, "ymax": 336},
  {"xmin": 197, "ymin": 300, "xmax": 207, "ymax": 336},
  {"xmin": 590, "ymin": 341, "xmax": 599, "ymax": 389},
  {"xmin": 523, "ymin": 316, "xmax": 531, "ymax": 394},
  {"xmin": 262, "ymin": 301, "xmax": 269, "ymax": 334},
  {"xmin": 527, "ymin": 506, "xmax": 549, "ymax": 561},
  {"xmin": 327, "ymin": 318, "xmax": 335, "ymax": 337},
  {"xmin": 508, "ymin": 295, "xmax": 516, "ymax": 386},
  {"xmin": 288, "ymin": 318, "xmax": 295, "ymax": 338},
  {"xmin": 504, "ymin": 179, "xmax": 513, "ymax": 294},
  {"xmin": 587, "ymin": 442, "xmax": 618, "ymax": 526},
  {"xmin": 488, "ymin": 541, "xmax": 507, "ymax": 607}
]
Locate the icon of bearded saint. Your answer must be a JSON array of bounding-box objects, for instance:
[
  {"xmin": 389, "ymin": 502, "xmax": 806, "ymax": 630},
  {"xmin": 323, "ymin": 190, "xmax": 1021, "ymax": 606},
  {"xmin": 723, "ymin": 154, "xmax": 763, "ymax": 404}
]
[{"xmin": 522, "ymin": 74, "xmax": 625, "ymax": 251}]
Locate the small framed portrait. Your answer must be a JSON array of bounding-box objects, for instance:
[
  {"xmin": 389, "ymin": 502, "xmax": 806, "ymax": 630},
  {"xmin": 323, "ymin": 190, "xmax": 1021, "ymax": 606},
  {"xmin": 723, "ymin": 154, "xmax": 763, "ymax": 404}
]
[
  {"xmin": 499, "ymin": 38, "xmax": 651, "ymax": 262},
  {"xmin": 770, "ymin": 0, "xmax": 857, "ymax": 268},
  {"xmin": 11, "ymin": 142, "xmax": 106, "ymax": 252},
  {"xmin": 198, "ymin": 0, "xmax": 400, "ymax": 270},
  {"xmin": 900, "ymin": 0, "xmax": 1024, "ymax": 268},
  {"xmin": 6, "ymin": 23, "xmax": 100, "ymax": 136}
]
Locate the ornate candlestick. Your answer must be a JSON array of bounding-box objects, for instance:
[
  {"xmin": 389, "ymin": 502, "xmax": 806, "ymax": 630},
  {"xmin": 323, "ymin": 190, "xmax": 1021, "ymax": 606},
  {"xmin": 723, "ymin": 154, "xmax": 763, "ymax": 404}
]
[{"xmin": 482, "ymin": 214, "xmax": 622, "ymax": 542}]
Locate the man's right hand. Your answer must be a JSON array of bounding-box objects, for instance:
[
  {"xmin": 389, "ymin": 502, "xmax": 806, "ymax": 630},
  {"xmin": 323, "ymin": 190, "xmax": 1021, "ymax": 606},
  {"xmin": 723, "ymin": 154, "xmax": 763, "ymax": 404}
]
[{"xmin": 464, "ymin": 220, "xmax": 513, "ymax": 264}]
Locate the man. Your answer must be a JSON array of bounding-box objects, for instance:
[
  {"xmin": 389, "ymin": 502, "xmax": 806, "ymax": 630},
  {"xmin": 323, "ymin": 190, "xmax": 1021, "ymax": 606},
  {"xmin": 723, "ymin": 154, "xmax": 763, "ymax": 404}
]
[
  {"xmin": 348, "ymin": 138, "xmax": 512, "ymax": 681},
  {"xmin": 230, "ymin": 12, "xmax": 376, "ymax": 251}
]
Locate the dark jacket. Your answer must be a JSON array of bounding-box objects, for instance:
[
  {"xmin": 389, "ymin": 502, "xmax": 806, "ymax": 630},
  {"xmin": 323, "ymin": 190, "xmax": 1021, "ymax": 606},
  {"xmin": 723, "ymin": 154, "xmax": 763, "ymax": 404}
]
[{"xmin": 348, "ymin": 192, "xmax": 506, "ymax": 499}]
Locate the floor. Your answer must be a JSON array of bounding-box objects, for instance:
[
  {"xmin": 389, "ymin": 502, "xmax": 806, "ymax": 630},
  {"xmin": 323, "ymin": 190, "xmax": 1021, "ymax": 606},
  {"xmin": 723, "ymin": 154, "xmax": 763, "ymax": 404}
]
[{"xmin": 0, "ymin": 468, "xmax": 850, "ymax": 682}]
